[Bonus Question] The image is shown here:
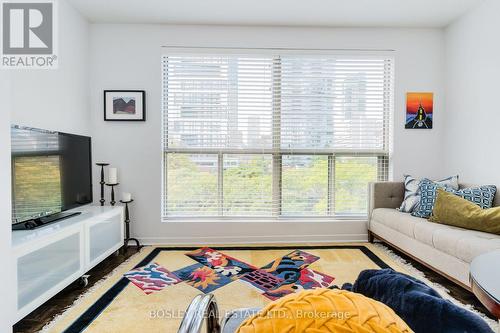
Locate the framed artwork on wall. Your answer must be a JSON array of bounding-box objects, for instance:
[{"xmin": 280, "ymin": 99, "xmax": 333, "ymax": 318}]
[
  {"xmin": 405, "ymin": 92, "xmax": 433, "ymax": 129},
  {"xmin": 104, "ymin": 90, "xmax": 146, "ymax": 121}
]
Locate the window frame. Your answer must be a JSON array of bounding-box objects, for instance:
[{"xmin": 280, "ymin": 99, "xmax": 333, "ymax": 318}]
[{"xmin": 161, "ymin": 50, "xmax": 394, "ymax": 222}]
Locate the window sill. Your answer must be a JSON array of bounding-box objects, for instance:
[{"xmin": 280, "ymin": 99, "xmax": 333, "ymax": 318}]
[{"xmin": 161, "ymin": 216, "xmax": 368, "ymax": 223}]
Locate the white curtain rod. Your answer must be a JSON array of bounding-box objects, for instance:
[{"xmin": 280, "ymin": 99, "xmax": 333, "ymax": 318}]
[{"xmin": 160, "ymin": 45, "xmax": 395, "ymax": 52}]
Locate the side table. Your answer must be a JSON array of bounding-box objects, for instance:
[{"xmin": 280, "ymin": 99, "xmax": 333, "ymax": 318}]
[{"xmin": 470, "ymin": 250, "xmax": 500, "ymax": 331}]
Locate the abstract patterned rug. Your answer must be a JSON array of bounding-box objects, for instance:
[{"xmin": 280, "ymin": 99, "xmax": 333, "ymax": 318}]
[{"xmin": 41, "ymin": 244, "xmax": 422, "ymax": 333}]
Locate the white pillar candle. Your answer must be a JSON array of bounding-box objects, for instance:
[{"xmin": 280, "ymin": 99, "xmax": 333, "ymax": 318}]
[
  {"xmin": 108, "ymin": 168, "xmax": 117, "ymax": 184},
  {"xmin": 122, "ymin": 192, "xmax": 132, "ymax": 202}
]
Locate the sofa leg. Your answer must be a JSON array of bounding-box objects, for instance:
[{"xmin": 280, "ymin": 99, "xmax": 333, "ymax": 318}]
[{"xmin": 368, "ymin": 231, "xmax": 375, "ymax": 243}]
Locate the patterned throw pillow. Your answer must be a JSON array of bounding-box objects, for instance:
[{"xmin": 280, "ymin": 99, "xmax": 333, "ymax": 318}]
[
  {"xmin": 399, "ymin": 175, "xmax": 459, "ymax": 213},
  {"xmin": 411, "ymin": 180, "xmax": 497, "ymax": 218}
]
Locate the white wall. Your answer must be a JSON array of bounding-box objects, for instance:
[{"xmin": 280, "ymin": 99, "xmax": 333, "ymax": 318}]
[
  {"xmin": 6, "ymin": 0, "xmax": 89, "ymax": 326},
  {"xmin": 0, "ymin": 73, "xmax": 13, "ymax": 332},
  {"xmin": 89, "ymin": 25, "xmax": 445, "ymax": 244},
  {"xmin": 444, "ymin": 0, "xmax": 500, "ymax": 185},
  {"xmin": 10, "ymin": 0, "xmax": 90, "ymax": 135}
]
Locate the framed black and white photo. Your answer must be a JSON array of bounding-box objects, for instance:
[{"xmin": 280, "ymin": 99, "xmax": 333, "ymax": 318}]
[{"xmin": 104, "ymin": 90, "xmax": 146, "ymax": 121}]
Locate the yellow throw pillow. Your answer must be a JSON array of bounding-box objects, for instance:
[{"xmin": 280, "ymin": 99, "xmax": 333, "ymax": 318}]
[
  {"xmin": 236, "ymin": 288, "xmax": 413, "ymax": 333},
  {"xmin": 430, "ymin": 189, "xmax": 500, "ymax": 234}
]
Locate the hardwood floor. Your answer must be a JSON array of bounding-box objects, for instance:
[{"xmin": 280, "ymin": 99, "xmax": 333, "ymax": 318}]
[{"xmin": 13, "ymin": 244, "xmax": 494, "ymax": 332}]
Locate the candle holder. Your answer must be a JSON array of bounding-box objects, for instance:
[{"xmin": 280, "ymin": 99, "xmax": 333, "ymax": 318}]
[
  {"xmin": 106, "ymin": 183, "xmax": 119, "ymax": 206},
  {"xmin": 96, "ymin": 163, "xmax": 109, "ymax": 206},
  {"xmin": 119, "ymin": 199, "xmax": 141, "ymax": 250}
]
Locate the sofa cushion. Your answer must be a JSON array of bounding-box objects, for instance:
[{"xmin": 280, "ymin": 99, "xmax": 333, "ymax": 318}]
[
  {"xmin": 411, "ymin": 180, "xmax": 455, "ymax": 218},
  {"xmin": 399, "ymin": 175, "xmax": 458, "ymax": 213},
  {"xmin": 412, "ymin": 180, "xmax": 497, "ymax": 218},
  {"xmin": 372, "ymin": 208, "xmax": 500, "ymax": 263},
  {"xmin": 430, "ymin": 189, "xmax": 500, "ymax": 234},
  {"xmin": 413, "ymin": 220, "xmax": 452, "ymax": 246},
  {"xmin": 411, "ymin": 218, "xmax": 500, "ymax": 263},
  {"xmin": 432, "ymin": 228, "xmax": 500, "ymax": 263},
  {"xmin": 371, "ymin": 208, "xmax": 424, "ymax": 238}
]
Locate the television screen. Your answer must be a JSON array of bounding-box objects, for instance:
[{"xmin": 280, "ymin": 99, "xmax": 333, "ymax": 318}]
[{"xmin": 11, "ymin": 125, "xmax": 92, "ymax": 225}]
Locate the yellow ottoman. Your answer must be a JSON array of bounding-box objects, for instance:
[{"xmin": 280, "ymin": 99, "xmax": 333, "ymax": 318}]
[{"xmin": 237, "ymin": 288, "xmax": 413, "ymax": 333}]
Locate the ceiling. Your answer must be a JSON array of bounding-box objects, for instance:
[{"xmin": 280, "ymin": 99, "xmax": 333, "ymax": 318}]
[{"xmin": 67, "ymin": 0, "xmax": 483, "ymax": 28}]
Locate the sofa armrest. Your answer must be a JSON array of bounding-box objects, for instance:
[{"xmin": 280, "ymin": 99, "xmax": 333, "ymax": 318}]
[{"xmin": 368, "ymin": 182, "xmax": 405, "ymax": 216}]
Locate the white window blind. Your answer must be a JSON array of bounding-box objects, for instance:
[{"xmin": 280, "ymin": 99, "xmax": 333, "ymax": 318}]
[{"xmin": 162, "ymin": 53, "xmax": 393, "ymax": 219}]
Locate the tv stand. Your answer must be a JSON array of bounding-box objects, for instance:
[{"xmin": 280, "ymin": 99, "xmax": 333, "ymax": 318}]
[
  {"xmin": 12, "ymin": 211, "xmax": 82, "ymax": 230},
  {"xmin": 12, "ymin": 206, "xmax": 124, "ymax": 322}
]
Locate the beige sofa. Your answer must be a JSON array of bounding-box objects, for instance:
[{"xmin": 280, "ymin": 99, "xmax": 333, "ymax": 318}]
[{"xmin": 368, "ymin": 181, "xmax": 500, "ymax": 290}]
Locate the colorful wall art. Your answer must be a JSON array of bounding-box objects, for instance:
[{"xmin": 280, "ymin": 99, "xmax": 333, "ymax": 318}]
[{"xmin": 405, "ymin": 92, "xmax": 433, "ymax": 129}]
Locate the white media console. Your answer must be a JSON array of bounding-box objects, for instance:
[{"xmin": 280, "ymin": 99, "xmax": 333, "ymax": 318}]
[{"xmin": 12, "ymin": 205, "xmax": 124, "ymax": 322}]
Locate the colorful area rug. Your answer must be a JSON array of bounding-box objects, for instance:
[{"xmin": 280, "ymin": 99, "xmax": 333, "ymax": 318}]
[{"xmin": 40, "ymin": 244, "xmax": 481, "ymax": 332}]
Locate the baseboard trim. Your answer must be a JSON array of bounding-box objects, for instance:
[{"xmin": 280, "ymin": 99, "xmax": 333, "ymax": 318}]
[{"xmin": 137, "ymin": 234, "xmax": 368, "ymax": 246}]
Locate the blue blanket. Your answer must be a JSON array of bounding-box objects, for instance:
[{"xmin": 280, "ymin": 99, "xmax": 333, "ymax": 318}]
[{"xmin": 342, "ymin": 269, "xmax": 493, "ymax": 333}]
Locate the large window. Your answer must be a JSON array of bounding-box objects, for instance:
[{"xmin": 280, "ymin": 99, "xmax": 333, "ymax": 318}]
[{"xmin": 162, "ymin": 52, "xmax": 393, "ymax": 219}]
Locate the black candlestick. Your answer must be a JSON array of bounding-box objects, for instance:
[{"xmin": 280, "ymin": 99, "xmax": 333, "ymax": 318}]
[
  {"xmin": 96, "ymin": 163, "xmax": 109, "ymax": 206},
  {"xmin": 120, "ymin": 199, "xmax": 141, "ymax": 250},
  {"xmin": 106, "ymin": 183, "xmax": 119, "ymax": 206}
]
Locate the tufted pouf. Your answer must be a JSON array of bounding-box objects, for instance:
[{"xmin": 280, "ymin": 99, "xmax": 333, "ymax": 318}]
[{"xmin": 236, "ymin": 288, "xmax": 413, "ymax": 333}]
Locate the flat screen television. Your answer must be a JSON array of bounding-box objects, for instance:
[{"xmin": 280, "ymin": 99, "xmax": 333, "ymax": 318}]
[{"xmin": 11, "ymin": 125, "xmax": 92, "ymax": 230}]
